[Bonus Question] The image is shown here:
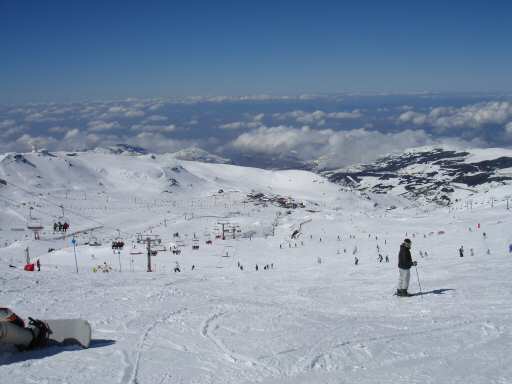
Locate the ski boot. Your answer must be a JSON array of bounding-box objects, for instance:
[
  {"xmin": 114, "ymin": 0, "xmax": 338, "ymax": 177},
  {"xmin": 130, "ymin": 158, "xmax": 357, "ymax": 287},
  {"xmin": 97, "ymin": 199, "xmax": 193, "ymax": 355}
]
[{"xmin": 396, "ymin": 289, "xmax": 411, "ymax": 297}]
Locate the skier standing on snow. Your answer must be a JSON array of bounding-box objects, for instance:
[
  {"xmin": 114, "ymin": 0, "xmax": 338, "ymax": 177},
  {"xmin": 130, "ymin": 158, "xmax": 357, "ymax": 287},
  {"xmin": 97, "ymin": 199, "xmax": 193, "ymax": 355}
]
[
  {"xmin": 397, "ymin": 238, "xmax": 416, "ymax": 297},
  {"xmin": 459, "ymin": 246, "xmax": 464, "ymax": 258}
]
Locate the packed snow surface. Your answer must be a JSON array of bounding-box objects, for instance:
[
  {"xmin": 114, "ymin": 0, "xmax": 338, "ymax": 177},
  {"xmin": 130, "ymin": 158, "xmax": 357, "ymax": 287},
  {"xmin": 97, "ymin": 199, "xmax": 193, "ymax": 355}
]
[{"xmin": 1, "ymin": 151, "xmax": 511, "ymax": 383}]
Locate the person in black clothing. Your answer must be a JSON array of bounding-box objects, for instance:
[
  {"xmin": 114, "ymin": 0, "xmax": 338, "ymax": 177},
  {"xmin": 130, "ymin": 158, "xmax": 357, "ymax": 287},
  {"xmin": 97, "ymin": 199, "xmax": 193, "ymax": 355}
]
[{"xmin": 397, "ymin": 238, "xmax": 417, "ymax": 297}]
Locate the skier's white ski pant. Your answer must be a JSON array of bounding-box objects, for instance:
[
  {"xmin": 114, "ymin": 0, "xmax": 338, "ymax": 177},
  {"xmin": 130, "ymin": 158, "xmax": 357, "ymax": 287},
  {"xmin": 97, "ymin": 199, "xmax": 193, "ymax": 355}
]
[
  {"xmin": 398, "ymin": 268, "xmax": 411, "ymax": 290},
  {"xmin": 0, "ymin": 322, "xmax": 34, "ymax": 348}
]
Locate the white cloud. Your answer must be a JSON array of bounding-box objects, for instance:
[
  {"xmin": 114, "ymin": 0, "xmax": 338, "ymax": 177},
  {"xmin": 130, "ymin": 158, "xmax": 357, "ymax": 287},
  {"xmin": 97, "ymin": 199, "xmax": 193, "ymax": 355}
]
[
  {"xmin": 0, "ymin": 126, "xmax": 25, "ymax": 138},
  {"xmin": 131, "ymin": 123, "xmax": 176, "ymax": 134},
  {"xmin": 0, "ymin": 119, "xmax": 16, "ymax": 128},
  {"xmin": 107, "ymin": 106, "xmax": 124, "ymax": 113},
  {"xmin": 273, "ymin": 109, "xmax": 362, "ymax": 126},
  {"xmin": 274, "ymin": 110, "xmax": 326, "ymax": 125},
  {"xmin": 125, "ymin": 109, "xmax": 145, "ymax": 118},
  {"xmin": 48, "ymin": 126, "xmax": 70, "ymax": 133},
  {"xmin": 219, "ymin": 121, "xmax": 262, "ymax": 130},
  {"xmin": 318, "ymin": 129, "xmax": 432, "ymax": 169},
  {"xmin": 220, "ymin": 122, "xmax": 245, "ymax": 130},
  {"xmin": 148, "ymin": 102, "xmax": 166, "ymax": 111},
  {"xmin": 398, "ymin": 101, "xmax": 512, "ymax": 131},
  {"xmin": 145, "ymin": 115, "xmax": 168, "ymax": 122},
  {"xmin": 87, "ymin": 120, "xmax": 121, "ymax": 132},
  {"xmin": 328, "ymin": 110, "xmax": 363, "ymax": 119},
  {"xmin": 505, "ymin": 122, "xmax": 512, "ymax": 137},
  {"xmin": 64, "ymin": 129, "xmax": 80, "ymax": 140},
  {"xmin": 232, "ymin": 125, "xmax": 322, "ymax": 155},
  {"xmin": 231, "ymin": 125, "xmax": 434, "ymax": 168},
  {"xmin": 15, "ymin": 134, "xmax": 56, "ymax": 151},
  {"xmin": 24, "ymin": 112, "xmax": 59, "ymax": 123},
  {"xmin": 102, "ymin": 105, "xmax": 146, "ymax": 119},
  {"xmin": 219, "ymin": 113, "xmax": 265, "ymax": 130},
  {"xmin": 397, "ymin": 111, "xmax": 428, "ymax": 125},
  {"xmin": 130, "ymin": 132, "xmax": 190, "ymax": 153}
]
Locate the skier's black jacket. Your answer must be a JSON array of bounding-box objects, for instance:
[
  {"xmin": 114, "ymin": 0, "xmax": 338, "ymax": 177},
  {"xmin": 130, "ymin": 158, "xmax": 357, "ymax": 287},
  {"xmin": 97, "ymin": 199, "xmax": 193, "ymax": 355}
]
[{"xmin": 398, "ymin": 243, "xmax": 413, "ymax": 269}]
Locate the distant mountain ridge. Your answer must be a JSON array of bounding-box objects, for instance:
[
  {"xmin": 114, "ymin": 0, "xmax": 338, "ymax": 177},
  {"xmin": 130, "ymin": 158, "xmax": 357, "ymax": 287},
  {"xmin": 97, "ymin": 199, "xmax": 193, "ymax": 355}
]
[
  {"xmin": 323, "ymin": 147, "xmax": 512, "ymax": 205},
  {"xmin": 2, "ymin": 146, "xmax": 512, "ymax": 209}
]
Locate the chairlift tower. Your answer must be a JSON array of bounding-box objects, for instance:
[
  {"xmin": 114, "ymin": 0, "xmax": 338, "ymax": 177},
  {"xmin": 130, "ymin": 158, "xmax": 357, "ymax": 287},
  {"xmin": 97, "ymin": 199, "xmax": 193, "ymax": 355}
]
[
  {"xmin": 217, "ymin": 221, "xmax": 230, "ymax": 240},
  {"xmin": 145, "ymin": 235, "xmax": 161, "ymax": 272}
]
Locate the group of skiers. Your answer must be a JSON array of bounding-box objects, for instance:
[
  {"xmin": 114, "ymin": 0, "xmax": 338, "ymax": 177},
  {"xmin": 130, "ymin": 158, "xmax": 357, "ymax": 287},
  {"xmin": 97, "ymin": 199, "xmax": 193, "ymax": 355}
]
[
  {"xmin": 53, "ymin": 221, "xmax": 69, "ymax": 233},
  {"xmin": 92, "ymin": 262, "xmax": 112, "ymax": 273},
  {"xmin": 172, "ymin": 261, "xmax": 196, "ymax": 272},
  {"xmin": 235, "ymin": 261, "xmax": 274, "ymax": 271}
]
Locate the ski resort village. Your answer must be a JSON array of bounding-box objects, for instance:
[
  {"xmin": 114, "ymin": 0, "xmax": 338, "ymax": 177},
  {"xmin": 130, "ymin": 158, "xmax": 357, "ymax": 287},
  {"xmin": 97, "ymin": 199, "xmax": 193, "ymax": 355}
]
[{"xmin": 1, "ymin": 147, "xmax": 512, "ymax": 383}]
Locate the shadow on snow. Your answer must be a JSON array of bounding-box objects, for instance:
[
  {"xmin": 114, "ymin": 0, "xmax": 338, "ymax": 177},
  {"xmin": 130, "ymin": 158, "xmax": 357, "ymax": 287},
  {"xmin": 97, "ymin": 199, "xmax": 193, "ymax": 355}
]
[
  {"xmin": 0, "ymin": 339, "xmax": 116, "ymax": 366},
  {"xmin": 410, "ymin": 288, "xmax": 455, "ymax": 297}
]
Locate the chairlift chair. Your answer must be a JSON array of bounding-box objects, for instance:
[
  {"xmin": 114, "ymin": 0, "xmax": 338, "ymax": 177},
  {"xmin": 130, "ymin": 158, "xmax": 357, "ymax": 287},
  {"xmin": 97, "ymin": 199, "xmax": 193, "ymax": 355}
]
[
  {"xmin": 26, "ymin": 220, "xmax": 44, "ymax": 231},
  {"xmin": 176, "ymin": 240, "xmax": 185, "ymax": 247},
  {"xmin": 57, "ymin": 204, "xmax": 70, "ymax": 227},
  {"xmin": 26, "ymin": 207, "xmax": 44, "ymax": 240},
  {"xmin": 88, "ymin": 230, "xmax": 102, "ymax": 247}
]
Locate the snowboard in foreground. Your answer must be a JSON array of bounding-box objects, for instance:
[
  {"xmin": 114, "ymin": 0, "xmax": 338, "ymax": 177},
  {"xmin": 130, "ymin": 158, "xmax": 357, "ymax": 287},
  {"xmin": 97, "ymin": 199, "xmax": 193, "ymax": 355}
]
[
  {"xmin": 1, "ymin": 308, "xmax": 92, "ymax": 350},
  {"xmin": 44, "ymin": 319, "xmax": 92, "ymax": 348}
]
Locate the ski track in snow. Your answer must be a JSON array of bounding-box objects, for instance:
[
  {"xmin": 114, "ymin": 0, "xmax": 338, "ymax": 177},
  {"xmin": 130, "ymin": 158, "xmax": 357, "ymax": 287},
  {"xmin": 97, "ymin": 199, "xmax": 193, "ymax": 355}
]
[
  {"xmin": 126, "ymin": 282, "xmax": 188, "ymax": 384},
  {"xmin": 201, "ymin": 309, "xmax": 281, "ymax": 377}
]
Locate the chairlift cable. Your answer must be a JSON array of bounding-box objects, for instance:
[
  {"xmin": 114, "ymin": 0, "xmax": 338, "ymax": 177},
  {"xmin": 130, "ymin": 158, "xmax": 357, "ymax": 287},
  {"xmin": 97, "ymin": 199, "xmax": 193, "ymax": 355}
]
[{"xmin": 3, "ymin": 180, "xmax": 133, "ymax": 236}]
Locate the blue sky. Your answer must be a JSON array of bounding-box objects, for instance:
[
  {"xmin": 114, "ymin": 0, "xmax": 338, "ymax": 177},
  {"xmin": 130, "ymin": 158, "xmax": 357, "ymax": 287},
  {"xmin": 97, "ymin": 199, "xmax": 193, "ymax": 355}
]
[{"xmin": 1, "ymin": 1, "xmax": 512, "ymax": 103}]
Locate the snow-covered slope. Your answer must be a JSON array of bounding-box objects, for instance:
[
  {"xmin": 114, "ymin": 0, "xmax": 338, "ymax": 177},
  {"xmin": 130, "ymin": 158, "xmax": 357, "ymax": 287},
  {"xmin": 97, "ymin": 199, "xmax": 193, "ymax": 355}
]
[
  {"xmin": 0, "ymin": 149, "xmax": 349, "ymax": 248},
  {"xmin": 1, "ymin": 148, "xmax": 512, "ymax": 384}
]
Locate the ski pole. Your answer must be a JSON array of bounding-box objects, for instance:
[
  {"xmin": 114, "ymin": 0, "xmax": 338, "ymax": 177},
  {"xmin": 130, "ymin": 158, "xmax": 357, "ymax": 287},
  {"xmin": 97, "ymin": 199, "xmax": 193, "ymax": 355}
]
[{"xmin": 415, "ymin": 265, "xmax": 423, "ymax": 296}]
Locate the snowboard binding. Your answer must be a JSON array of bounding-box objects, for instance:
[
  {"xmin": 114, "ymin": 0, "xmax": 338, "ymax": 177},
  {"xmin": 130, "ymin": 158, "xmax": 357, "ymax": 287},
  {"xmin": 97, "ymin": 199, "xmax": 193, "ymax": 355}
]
[{"xmin": 27, "ymin": 317, "xmax": 51, "ymax": 349}]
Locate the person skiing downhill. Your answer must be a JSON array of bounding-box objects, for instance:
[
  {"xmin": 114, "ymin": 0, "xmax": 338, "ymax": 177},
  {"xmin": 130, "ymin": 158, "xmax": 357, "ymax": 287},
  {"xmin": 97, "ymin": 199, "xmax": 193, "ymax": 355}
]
[{"xmin": 396, "ymin": 238, "xmax": 417, "ymax": 297}]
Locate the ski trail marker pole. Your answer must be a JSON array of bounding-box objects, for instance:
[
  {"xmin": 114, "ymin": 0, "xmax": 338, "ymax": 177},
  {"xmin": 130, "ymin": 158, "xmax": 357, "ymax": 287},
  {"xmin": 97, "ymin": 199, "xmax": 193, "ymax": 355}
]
[{"xmin": 72, "ymin": 238, "xmax": 78, "ymax": 274}]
